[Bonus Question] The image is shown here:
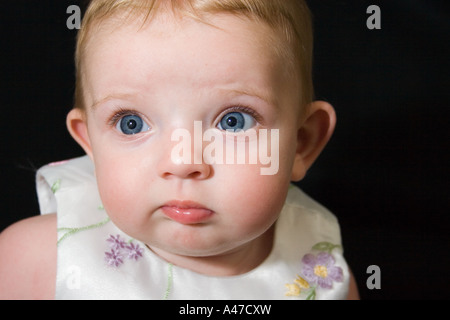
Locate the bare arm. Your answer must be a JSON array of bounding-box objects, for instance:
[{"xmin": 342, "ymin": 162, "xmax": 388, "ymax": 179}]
[
  {"xmin": 347, "ymin": 268, "xmax": 360, "ymax": 300},
  {"xmin": 0, "ymin": 214, "xmax": 56, "ymax": 299}
]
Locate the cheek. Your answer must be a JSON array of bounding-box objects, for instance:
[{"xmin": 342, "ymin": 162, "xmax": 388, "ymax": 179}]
[
  {"xmin": 94, "ymin": 156, "xmax": 144, "ymax": 227},
  {"xmin": 218, "ymin": 129, "xmax": 296, "ymax": 215},
  {"xmin": 219, "ymin": 164, "xmax": 290, "ymax": 231}
]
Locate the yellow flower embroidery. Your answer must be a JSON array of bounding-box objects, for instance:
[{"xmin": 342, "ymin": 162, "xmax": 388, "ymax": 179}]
[
  {"xmin": 285, "ymin": 275, "xmax": 310, "ymax": 296},
  {"xmin": 285, "ymin": 283, "xmax": 301, "ymax": 297},
  {"xmin": 314, "ymin": 265, "xmax": 328, "ymax": 278},
  {"xmin": 294, "ymin": 275, "xmax": 310, "ymax": 289}
]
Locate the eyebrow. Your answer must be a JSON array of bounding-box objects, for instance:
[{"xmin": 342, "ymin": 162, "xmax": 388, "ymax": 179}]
[
  {"xmin": 90, "ymin": 88, "xmax": 278, "ymax": 110},
  {"xmin": 227, "ymin": 88, "xmax": 278, "ymax": 110},
  {"xmin": 90, "ymin": 93, "xmax": 136, "ymax": 110}
]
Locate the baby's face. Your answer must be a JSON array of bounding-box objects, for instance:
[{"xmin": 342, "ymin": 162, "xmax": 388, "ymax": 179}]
[{"xmin": 79, "ymin": 12, "xmax": 303, "ymax": 260}]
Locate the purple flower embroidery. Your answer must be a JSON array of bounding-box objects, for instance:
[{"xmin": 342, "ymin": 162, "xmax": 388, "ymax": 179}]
[
  {"xmin": 105, "ymin": 249, "xmax": 124, "ymax": 267},
  {"xmin": 125, "ymin": 242, "xmax": 143, "ymax": 261},
  {"xmin": 104, "ymin": 235, "xmax": 144, "ymax": 267},
  {"xmin": 107, "ymin": 234, "xmax": 126, "ymax": 250},
  {"xmin": 301, "ymin": 252, "xmax": 343, "ymax": 289}
]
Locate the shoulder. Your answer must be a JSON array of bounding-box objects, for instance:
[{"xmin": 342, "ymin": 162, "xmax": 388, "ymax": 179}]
[
  {"xmin": 284, "ymin": 186, "xmax": 342, "ymax": 244},
  {"xmin": 0, "ymin": 214, "xmax": 56, "ymax": 299}
]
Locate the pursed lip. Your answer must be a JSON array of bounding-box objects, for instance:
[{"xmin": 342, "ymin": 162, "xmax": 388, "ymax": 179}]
[{"xmin": 160, "ymin": 200, "xmax": 214, "ymax": 225}]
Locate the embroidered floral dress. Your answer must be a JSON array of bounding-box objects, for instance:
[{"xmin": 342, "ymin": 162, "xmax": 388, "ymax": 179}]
[{"xmin": 36, "ymin": 156, "xmax": 350, "ymax": 299}]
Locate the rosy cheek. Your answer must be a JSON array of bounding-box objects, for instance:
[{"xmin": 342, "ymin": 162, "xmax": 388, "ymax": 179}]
[
  {"xmin": 224, "ymin": 167, "xmax": 287, "ymax": 220},
  {"xmin": 96, "ymin": 164, "xmax": 134, "ymax": 215}
]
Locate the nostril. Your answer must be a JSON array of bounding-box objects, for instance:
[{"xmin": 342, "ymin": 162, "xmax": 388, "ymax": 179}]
[
  {"xmin": 187, "ymin": 171, "xmax": 203, "ymax": 179},
  {"xmin": 160, "ymin": 162, "xmax": 212, "ymax": 180}
]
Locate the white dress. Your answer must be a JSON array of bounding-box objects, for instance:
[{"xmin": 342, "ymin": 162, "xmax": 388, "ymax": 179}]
[{"xmin": 36, "ymin": 156, "xmax": 349, "ymax": 300}]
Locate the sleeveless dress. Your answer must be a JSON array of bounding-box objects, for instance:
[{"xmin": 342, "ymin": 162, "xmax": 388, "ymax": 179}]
[{"xmin": 36, "ymin": 156, "xmax": 349, "ymax": 300}]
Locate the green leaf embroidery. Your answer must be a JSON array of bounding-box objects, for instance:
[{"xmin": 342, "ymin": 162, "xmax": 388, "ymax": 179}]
[
  {"xmin": 162, "ymin": 263, "xmax": 174, "ymax": 300},
  {"xmin": 57, "ymin": 217, "xmax": 111, "ymax": 245},
  {"xmin": 312, "ymin": 241, "xmax": 341, "ymax": 254},
  {"xmin": 51, "ymin": 179, "xmax": 61, "ymax": 193},
  {"xmin": 306, "ymin": 288, "xmax": 316, "ymax": 300}
]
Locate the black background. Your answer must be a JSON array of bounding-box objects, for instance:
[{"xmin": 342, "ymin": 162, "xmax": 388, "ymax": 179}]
[{"xmin": 1, "ymin": 1, "xmax": 449, "ymax": 299}]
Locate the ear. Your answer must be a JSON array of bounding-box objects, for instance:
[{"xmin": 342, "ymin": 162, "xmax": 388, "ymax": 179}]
[
  {"xmin": 66, "ymin": 108, "xmax": 93, "ymax": 159},
  {"xmin": 291, "ymin": 101, "xmax": 336, "ymax": 181}
]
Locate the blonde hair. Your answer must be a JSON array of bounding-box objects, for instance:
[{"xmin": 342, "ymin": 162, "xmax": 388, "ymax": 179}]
[{"xmin": 74, "ymin": 0, "xmax": 314, "ymax": 114}]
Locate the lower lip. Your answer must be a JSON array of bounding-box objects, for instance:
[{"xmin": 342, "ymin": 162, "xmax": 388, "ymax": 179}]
[{"xmin": 161, "ymin": 206, "xmax": 214, "ymax": 225}]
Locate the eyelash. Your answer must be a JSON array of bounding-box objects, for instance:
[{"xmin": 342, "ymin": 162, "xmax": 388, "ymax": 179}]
[
  {"xmin": 108, "ymin": 108, "xmax": 141, "ymax": 127},
  {"xmin": 218, "ymin": 105, "xmax": 263, "ymax": 125},
  {"xmin": 107, "ymin": 105, "xmax": 263, "ymax": 128}
]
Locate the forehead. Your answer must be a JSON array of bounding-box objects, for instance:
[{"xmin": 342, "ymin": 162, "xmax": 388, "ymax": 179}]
[{"xmin": 82, "ymin": 11, "xmax": 299, "ymax": 110}]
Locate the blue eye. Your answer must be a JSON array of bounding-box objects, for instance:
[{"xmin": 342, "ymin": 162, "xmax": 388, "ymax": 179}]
[
  {"xmin": 116, "ymin": 114, "xmax": 150, "ymax": 135},
  {"xmin": 218, "ymin": 111, "xmax": 256, "ymax": 132}
]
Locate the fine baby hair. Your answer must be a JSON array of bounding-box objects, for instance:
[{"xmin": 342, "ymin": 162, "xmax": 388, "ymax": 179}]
[{"xmin": 73, "ymin": 0, "xmax": 314, "ymax": 113}]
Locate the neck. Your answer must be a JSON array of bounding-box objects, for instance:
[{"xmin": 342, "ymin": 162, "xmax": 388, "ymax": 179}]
[{"xmin": 148, "ymin": 225, "xmax": 275, "ymax": 277}]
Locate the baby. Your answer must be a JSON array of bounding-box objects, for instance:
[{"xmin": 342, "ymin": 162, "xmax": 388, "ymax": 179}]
[{"xmin": 0, "ymin": 0, "xmax": 358, "ymax": 299}]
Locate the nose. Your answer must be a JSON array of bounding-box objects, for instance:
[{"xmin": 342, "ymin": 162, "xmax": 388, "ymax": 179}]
[
  {"xmin": 157, "ymin": 132, "xmax": 212, "ymax": 180},
  {"xmin": 160, "ymin": 157, "xmax": 212, "ymax": 180}
]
